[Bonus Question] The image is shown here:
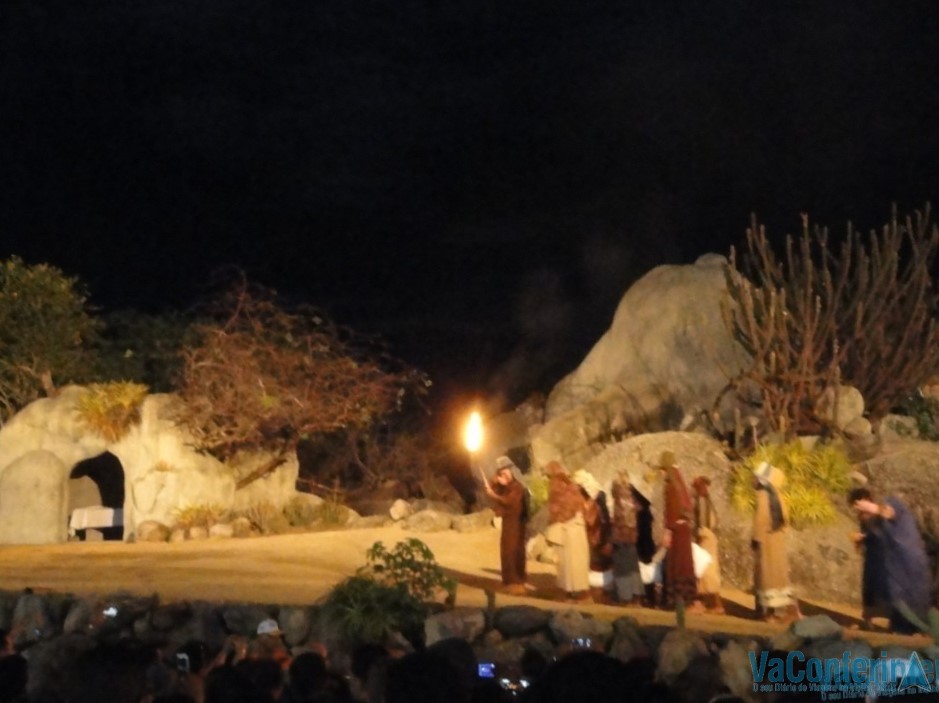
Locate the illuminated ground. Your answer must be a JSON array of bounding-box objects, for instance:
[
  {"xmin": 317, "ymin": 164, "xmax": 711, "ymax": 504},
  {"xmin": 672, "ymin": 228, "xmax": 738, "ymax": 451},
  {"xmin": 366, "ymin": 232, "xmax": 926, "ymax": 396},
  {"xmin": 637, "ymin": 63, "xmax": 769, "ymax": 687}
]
[{"xmin": 0, "ymin": 524, "xmax": 926, "ymax": 648}]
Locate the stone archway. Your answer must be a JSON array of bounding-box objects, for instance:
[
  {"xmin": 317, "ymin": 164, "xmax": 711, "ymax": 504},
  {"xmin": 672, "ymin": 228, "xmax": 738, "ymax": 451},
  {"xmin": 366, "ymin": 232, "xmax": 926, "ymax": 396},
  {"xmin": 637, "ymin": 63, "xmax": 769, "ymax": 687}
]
[{"xmin": 68, "ymin": 452, "xmax": 125, "ymax": 541}]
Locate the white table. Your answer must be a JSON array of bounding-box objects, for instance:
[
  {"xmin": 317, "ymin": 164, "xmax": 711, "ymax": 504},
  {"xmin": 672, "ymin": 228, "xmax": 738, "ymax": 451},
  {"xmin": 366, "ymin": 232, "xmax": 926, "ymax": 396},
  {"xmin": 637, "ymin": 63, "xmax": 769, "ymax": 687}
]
[{"xmin": 68, "ymin": 506, "xmax": 123, "ymax": 537}]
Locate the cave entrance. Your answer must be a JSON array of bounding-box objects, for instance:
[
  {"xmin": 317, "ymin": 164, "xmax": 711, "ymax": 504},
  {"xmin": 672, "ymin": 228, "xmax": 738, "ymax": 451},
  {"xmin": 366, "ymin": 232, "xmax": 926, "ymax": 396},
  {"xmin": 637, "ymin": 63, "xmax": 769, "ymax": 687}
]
[{"xmin": 68, "ymin": 452, "xmax": 125, "ymax": 541}]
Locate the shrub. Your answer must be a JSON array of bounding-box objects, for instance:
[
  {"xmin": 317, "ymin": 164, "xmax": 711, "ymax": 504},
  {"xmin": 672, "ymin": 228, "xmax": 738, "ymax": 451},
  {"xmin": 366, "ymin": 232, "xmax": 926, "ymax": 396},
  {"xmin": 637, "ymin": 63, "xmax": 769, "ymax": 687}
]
[
  {"xmin": 523, "ymin": 472, "xmax": 549, "ymax": 516},
  {"xmin": 322, "ymin": 538, "xmax": 454, "ymax": 647},
  {"xmin": 893, "ymin": 391, "xmax": 939, "ymax": 441},
  {"xmin": 173, "ymin": 504, "xmax": 227, "ymax": 530},
  {"xmin": 362, "ymin": 538, "xmax": 456, "ymax": 603},
  {"xmin": 321, "ymin": 575, "xmax": 425, "ymax": 647},
  {"xmin": 243, "ymin": 501, "xmax": 291, "ymax": 535},
  {"xmin": 311, "ymin": 500, "xmax": 350, "ymax": 527},
  {"xmin": 729, "ymin": 440, "xmax": 852, "ymax": 528},
  {"xmin": 723, "ymin": 206, "xmax": 939, "ymax": 437},
  {"xmin": 283, "ymin": 495, "xmax": 318, "ymax": 528},
  {"xmin": 76, "ymin": 382, "xmax": 149, "ymax": 442},
  {"xmin": 0, "ymin": 256, "xmax": 100, "ymax": 419}
]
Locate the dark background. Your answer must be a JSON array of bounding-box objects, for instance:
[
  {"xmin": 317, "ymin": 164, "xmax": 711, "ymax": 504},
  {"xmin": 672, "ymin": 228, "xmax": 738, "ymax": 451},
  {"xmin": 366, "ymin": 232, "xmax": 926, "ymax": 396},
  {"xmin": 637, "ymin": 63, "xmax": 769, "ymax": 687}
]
[{"xmin": 2, "ymin": 1, "xmax": 938, "ymax": 408}]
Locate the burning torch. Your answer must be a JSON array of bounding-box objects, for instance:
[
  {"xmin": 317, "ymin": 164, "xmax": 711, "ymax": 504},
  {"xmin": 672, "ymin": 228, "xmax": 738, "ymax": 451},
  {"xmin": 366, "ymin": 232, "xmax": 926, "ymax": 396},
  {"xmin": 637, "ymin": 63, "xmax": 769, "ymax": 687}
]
[{"xmin": 462, "ymin": 410, "xmax": 486, "ymax": 488}]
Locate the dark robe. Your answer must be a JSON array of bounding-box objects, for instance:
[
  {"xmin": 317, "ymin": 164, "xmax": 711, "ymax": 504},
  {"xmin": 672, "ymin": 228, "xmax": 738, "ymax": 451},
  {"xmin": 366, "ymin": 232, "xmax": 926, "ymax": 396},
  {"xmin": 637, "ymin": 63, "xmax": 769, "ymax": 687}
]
[
  {"xmin": 862, "ymin": 496, "xmax": 931, "ymax": 633},
  {"xmin": 663, "ymin": 466, "xmax": 697, "ymax": 606},
  {"xmin": 610, "ymin": 477, "xmax": 643, "ymax": 601},
  {"xmin": 584, "ymin": 490, "xmax": 613, "ymax": 573},
  {"xmin": 635, "ymin": 491, "xmax": 655, "ymax": 564},
  {"xmin": 490, "ymin": 479, "xmax": 528, "ymax": 585}
]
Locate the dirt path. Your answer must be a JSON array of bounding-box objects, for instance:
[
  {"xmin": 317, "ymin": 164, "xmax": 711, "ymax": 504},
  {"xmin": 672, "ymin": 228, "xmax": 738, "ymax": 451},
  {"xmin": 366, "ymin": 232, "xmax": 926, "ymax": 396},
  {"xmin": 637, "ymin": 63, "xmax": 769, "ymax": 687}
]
[{"xmin": 0, "ymin": 524, "xmax": 927, "ymax": 649}]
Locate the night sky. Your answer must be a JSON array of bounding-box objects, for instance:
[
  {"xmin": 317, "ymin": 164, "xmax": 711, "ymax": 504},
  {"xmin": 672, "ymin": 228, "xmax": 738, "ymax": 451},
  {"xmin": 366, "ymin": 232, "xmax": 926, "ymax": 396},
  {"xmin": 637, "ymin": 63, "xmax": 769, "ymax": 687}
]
[{"xmin": 2, "ymin": 2, "xmax": 939, "ymax": 406}]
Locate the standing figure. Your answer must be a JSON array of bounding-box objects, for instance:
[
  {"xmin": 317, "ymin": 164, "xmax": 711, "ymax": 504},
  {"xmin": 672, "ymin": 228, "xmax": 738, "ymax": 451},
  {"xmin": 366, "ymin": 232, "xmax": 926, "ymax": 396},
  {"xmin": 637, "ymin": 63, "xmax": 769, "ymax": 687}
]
[
  {"xmin": 691, "ymin": 476, "xmax": 724, "ymax": 614},
  {"xmin": 752, "ymin": 461, "xmax": 798, "ymax": 622},
  {"xmin": 574, "ymin": 470, "xmax": 614, "ymax": 601},
  {"xmin": 544, "ymin": 461, "xmax": 591, "ymax": 601},
  {"xmin": 849, "ymin": 487, "xmax": 930, "ymax": 634},
  {"xmin": 634, "ymin": 479, "xmax": 658, "ymax": 607},
  {"xmin": 609, "ymin": 471, "xmax": 645, "ymax": 606},
  {"xmin": 658, "ymin": 451, "xmax": 701, "ymax": 612},
  {"xmin": 484, "ymin": 455, "xmax": 529, "ymax": 596}
]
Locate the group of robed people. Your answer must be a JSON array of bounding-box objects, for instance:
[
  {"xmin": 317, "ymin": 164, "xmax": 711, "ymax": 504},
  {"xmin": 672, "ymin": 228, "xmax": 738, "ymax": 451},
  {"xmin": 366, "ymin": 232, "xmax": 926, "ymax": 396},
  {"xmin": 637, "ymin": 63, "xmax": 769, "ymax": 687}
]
[{"xmin": 485, "ymin": 451, "xmax": 934, "ymax": 633}]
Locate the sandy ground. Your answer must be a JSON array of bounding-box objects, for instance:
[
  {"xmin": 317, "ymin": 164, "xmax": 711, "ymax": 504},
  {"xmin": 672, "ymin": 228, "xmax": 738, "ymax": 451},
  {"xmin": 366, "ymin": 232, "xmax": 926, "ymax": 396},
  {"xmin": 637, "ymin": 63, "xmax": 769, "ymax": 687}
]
[{"xmin": 0, "ymin": 523, "xmax": 927, "ymax": 649}]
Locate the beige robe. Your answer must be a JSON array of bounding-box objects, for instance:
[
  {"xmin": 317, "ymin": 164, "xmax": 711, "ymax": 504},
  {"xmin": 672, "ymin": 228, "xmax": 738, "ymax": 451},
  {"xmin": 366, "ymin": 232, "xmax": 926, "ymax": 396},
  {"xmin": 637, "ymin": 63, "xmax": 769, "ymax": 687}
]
[
  {"xmin": 547, "ymin": 513, "xmax": 591, "ymax": 593},
  {"xmin": 697, "ymin": 527, "xmax": 721, "ymax": 595},
  {"xmin": 694, "ymin": 492, "xmax": 721, "ymax": 595},
  {"xmin": 752, "ymin": 469, "xmax": 793, "ymax": 609}
]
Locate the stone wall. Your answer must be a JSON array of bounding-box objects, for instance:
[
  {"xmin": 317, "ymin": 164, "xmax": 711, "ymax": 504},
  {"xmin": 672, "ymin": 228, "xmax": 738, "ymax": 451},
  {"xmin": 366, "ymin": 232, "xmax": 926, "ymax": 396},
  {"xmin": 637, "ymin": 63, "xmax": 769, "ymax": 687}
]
[{"xmin": 2, "ymin": 586, "xmax": 931, "ymax": 703}]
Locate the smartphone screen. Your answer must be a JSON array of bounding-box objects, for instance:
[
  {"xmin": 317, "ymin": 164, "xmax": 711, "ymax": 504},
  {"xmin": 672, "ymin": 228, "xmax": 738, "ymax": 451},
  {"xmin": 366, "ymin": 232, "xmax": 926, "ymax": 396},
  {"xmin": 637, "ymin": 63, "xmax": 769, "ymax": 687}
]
[{"xmin": 478, "ymin": 662, "xmax": 495, "ymax": 678}]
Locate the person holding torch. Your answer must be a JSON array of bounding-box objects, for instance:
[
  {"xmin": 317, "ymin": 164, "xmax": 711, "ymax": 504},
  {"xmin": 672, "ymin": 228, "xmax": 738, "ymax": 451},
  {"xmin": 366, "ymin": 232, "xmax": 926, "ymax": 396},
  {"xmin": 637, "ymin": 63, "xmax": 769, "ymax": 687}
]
[{"xmin": 483, "ymin": 456, "xmax": 530, "ymax": 595}]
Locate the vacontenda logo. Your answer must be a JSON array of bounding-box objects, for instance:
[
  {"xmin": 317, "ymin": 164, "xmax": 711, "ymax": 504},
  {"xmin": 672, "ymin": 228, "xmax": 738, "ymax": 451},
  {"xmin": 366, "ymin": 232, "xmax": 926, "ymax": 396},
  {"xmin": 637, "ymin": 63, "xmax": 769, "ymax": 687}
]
[{"xmin": 749, "ymin": 650, "xmax": 935, "ymax": 698}]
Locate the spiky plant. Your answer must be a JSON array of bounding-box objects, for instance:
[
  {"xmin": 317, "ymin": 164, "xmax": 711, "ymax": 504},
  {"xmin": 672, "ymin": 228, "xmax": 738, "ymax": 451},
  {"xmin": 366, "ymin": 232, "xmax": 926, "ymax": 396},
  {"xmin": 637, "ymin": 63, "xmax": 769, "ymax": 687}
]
[
  {"xmin": 172, "ymin": 503, "xmax": 228, "ymax": 530},
  {"xmin": 895, "ymin": 602, "xmax": 939, "ymax": 642},
  {"xmin": 242, "ymin": 501, "xmax": 291, "ymax": 535},
  {"xmin": 729, "ymin": 440, "xmax": 852, "ymax": 528},
  {"xmin": 76, "ymin": 382, "xmax": 149, "ymax": 441}
]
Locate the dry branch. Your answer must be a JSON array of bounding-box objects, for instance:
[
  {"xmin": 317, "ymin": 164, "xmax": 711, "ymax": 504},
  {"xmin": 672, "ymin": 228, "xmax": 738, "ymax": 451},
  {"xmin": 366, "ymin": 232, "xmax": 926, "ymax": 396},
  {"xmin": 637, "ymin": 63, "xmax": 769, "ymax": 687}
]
[
  {"xmin": 175, "ymin": 281, "xmax": 422, "ymax": 484},
  {"xmin": 722, "ymin": 205, "xmax": 939, "ymax": 436}
]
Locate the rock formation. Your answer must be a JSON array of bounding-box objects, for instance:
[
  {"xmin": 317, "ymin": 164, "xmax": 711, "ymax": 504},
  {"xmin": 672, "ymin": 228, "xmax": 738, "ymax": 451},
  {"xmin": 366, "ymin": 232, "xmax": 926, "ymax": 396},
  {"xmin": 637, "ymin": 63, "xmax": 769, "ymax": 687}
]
[
  {"xmin": 0, "ymin": 386, "xmax": 300, "ymax": 544},
  {"xmin": 531, "ymin": 254, "xmax": 750, "ymax": 470}
]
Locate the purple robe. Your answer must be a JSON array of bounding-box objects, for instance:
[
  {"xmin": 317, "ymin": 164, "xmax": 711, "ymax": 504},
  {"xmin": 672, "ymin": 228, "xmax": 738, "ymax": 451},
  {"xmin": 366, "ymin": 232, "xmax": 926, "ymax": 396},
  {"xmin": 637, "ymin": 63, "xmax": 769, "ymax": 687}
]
[{"xmin": 866, "ymin": 497, "xmax": 932, "ymax": 633}]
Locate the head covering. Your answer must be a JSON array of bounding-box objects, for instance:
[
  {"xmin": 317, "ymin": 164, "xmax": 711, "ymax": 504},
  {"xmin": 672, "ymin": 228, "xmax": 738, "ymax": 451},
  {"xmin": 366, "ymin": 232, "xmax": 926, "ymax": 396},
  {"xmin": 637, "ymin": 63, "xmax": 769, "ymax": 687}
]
[
  {"xmin": 691, "ymin": 475, "xmax": 711, "ymax": 497},
  {"xmin": 630, "ymin": 478, "xmax": 652, "ymax": 502},
  {"xmin": 658, "ymin": 450, "xmax": 679, "ymax": 469},
  {"xmin": 753, "ymin": 461, "xmax": 772, "ymax": 485},
  {"xmin": 572, "ymin": 469, "xmax": 603, "ymax": 500},
  {"xmin": 543, "ymin": 460, "xmax": 567, "ymax": 477},
  {"xmin": 257, "ymin": 618, "xmax": 283, "ymax": 636},
  {"xmin": 495, "ymin": 455, "xmax": 516, "ymax": 473},
  {"xmin": 753, "ymin": 461, "xmax": 785, "ymax": 530}
]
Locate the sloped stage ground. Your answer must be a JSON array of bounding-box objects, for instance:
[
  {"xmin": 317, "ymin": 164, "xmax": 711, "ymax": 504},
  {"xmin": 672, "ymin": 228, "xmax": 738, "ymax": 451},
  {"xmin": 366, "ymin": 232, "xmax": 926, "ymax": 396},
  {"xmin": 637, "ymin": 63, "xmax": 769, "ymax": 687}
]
[{"xmin": 0, "ymin": 524, "xmax": 926, "ymax": 649}]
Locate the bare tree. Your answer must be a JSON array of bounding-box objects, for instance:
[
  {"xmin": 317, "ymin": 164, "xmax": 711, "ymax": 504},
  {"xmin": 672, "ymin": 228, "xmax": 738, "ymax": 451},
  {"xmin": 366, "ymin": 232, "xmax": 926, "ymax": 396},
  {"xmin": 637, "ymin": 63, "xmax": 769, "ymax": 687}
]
[
  {"xmin": 175, "ymin": 279, "xmax": 424, "ymax": 488},
  {"xmin": 722, "ymin": 205, "xmax": 939, "ymax": 436}
]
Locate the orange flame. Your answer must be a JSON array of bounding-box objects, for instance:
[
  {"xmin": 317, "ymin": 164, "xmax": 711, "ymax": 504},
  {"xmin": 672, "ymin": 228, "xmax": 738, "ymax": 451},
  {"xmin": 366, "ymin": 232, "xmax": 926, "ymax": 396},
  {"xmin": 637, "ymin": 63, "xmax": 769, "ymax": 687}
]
[{"xmin": 463, "ymin": 411, "xmax": 483, "ymax": 453}]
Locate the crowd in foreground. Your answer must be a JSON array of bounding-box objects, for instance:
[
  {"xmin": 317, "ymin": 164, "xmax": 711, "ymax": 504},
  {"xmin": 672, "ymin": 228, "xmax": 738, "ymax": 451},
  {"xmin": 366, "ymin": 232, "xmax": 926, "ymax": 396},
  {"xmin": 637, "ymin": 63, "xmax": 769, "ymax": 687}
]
[
  {"xmin": 6, "ymin": 619, "xmax": 939, "ymax": 703},
  {"xmin": 0, "ymin": 617, "xmax": 738, "ymax": 703}
]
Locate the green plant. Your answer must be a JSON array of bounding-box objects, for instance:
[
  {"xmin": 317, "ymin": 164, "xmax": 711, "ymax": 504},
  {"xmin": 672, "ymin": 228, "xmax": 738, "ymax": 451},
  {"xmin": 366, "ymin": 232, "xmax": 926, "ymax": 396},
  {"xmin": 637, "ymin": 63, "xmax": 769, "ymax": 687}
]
[
  {"xmin": 895, "ymin": 602, "xmax": 939, "ymax": 642},
  {"xmin": 894, "ymin": 391, "xmax": 939, "ymax": 441},
  {"xmin": 729, "ymin": 440, "xmax": 852, "ymax": 528},
  {"xmin": 76, "ymin": 382, "xmax": 149, "ymax": 441},
  {"xmin": 362, "ymin": 538, "xmax": 457, "ymax": 604},
  {"xmin": 321, "ymin": 575, "xmax": 426, "ymax": 646},
  {"xmin": 523, "ymin": 472, "xmax": 549, "ymax": 516},
  {"xmin": 0, "ymin": 256, "xmax": 100, "ymax": 419},
  {"xmin": 322, "ymin": 538, "xmax": 454, "ymax": 647},
  {"xmin": 729, "ymin": 464, "xmax": 757, "ymax": 514}
]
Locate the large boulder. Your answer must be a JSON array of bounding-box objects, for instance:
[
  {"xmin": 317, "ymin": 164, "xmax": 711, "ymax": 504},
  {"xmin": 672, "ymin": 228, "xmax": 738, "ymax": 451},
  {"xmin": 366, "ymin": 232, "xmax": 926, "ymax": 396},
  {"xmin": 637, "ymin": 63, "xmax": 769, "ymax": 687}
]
[
  {"xmin": 533, "ymin": 255, "xmax": 750, "ymax": 470},
  {"xmin": 0, "ymin": 387, "xmax": 110, "ymax": 477},
  {"xmin": 862, "ymin": 435, "xmax": 939, "ymax": 543},
  {"xmin": 0, "ymin": 450, "xmax": 71, "ymax": 544}
]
